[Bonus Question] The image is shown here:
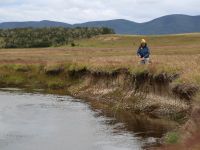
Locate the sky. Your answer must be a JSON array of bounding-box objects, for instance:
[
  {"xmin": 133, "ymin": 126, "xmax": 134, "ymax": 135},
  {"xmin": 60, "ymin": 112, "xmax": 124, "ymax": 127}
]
[{"xmin": 0, "ymin": 0, "xmax": 199, "ymax": 23}]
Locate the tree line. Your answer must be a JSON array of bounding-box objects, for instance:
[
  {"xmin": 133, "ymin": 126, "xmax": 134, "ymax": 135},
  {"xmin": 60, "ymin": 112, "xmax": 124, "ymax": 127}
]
[{"xmin": 0, "ymin": 27, "xmax": 115, "ymax": 48}]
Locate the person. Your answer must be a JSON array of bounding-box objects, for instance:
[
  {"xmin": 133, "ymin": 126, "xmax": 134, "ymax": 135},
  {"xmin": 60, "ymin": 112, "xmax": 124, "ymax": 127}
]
[{"xmin": 137, "ymin": 39, "xmax": 151, "ymax": 64}]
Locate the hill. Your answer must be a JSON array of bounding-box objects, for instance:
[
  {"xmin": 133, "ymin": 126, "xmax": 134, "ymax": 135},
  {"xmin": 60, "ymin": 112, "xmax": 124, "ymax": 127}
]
[
  {"xmin": 0, "ymin": 14, "xmax": 200, "ymax": 34},
  {"xmin": 73, "ymin": 19, "xmax": 138, "ymax": 34},
  {"xmin": 0, "ymin": 20, "xmax": 72, "ymax": 29}
]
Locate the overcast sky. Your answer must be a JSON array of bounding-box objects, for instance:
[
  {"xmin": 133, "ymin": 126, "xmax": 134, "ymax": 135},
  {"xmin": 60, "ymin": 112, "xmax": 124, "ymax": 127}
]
[{"xmin": 0, "ymin": 0, "xmax": 199, "ymax": 23}]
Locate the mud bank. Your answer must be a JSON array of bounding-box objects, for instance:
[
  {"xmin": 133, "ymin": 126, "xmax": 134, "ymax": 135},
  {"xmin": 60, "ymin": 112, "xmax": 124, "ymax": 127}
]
[
  {"xmin": 0, "ymin": 65, "xmax": 198, "ymax": 120},
  {"xmin": 65, "ymin": 68, "xmax": 198, "ymax": 121}
]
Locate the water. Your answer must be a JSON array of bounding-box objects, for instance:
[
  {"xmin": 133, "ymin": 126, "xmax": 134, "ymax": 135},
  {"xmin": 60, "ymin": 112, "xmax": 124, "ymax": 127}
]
[{"xmin": 0, "ymin": 90, "xmax": 175, "ymax": 150}]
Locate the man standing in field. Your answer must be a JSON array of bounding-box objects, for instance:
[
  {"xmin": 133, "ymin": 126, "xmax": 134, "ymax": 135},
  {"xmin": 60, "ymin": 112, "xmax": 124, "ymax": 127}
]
[{"xmin": 137, "ymin": 39, "xmax": 151, "ymax": 64}]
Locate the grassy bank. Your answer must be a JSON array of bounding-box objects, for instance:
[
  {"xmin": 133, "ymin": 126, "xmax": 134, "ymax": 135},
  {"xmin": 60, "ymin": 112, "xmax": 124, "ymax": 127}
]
[
  {"xmin": 0, "ymin": 62, "xmax": 198, "ymax": 149},
  {"xmin": 0, "ymin": 63, "xmax": 195, "ymax": 119}
]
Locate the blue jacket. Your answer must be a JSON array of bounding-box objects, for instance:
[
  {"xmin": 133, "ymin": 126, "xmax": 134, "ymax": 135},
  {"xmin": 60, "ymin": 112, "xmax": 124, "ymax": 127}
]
[{"xmin": 137, "ymin": 46, "xmax": 150, "ymax": 58}]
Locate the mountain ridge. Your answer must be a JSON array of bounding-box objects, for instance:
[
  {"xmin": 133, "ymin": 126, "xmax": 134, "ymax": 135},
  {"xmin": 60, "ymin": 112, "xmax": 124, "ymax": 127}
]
[{"xmin": 0, "ymin": 14, "xmax": 200, "ymax": 35}]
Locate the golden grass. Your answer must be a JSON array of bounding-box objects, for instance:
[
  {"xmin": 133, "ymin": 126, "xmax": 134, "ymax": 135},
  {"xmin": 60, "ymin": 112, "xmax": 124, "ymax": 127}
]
[{"xmin": 0, "ymin": 33, "xmax": 200, "ymax": 84}]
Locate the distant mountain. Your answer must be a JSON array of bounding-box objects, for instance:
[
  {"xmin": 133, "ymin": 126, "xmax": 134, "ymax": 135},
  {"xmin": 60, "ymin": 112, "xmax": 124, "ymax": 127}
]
[
  {"xmin": 1, "ymin": 14, "xmax": 200, "ymax": 35},
  {"xmin": 138, "ymin": 14, "xmax": 200, "ymax": 34},
  {"xmin": 73, "ymin": 19, "xmax": 138, "ymax": 34},
  {"xmin": 0, "ymin": 20, "xmax": 72, "ymax": 29}
]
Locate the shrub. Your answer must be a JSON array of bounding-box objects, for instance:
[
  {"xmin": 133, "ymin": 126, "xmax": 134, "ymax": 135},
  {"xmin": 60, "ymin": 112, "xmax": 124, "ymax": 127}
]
[
  {"xmin": 0, "ymin": 27, "xmax": 115, "ymax": 48},
  {"xmin": 71, "ymin": 42, "xmax": 76, "ymax": 47}
]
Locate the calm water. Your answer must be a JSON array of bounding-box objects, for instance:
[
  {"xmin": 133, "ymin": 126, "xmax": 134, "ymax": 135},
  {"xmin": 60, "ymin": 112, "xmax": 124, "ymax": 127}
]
[{"xmin": 0, "ymin": 89, "xmax": 176, "ymax": 150}]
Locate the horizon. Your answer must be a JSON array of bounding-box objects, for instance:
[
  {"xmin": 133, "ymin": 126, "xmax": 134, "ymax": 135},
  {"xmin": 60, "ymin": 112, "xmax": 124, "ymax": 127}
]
[
  {"xmin": 0, "ymin": 14, "xmax": 199, "ymax": 24},
  {"xmin": 0, "ymin": 0, "xmax": 200, "ymax": 23}
]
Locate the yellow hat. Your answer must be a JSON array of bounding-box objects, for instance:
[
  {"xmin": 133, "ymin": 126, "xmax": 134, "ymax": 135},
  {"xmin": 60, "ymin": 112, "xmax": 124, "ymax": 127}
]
[{"xmin": 141, "ymin": 39, "xmax": 146, "ymax": 43}]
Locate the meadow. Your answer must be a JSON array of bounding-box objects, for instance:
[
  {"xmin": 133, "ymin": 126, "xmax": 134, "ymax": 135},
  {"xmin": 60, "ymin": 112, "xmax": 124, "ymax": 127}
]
[{"xmin": 0, "ymin": 33, "xmax": 200, "ymax": 84}]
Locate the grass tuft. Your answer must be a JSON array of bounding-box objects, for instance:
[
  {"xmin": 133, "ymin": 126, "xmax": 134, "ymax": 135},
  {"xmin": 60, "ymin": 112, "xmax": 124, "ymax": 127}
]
[
  {"xmin": 165, "ymin": 131, "xmax": 180, "ymax": 144},
  {"xmin": 47, "ymin": 80, "xmax": 65, "ymax": 90}
]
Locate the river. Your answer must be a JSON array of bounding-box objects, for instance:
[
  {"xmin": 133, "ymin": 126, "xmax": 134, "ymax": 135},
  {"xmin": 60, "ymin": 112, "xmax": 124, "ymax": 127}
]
[{"xmin": 0, "ymin": 89, "xmax": 176, "ymax": 150}]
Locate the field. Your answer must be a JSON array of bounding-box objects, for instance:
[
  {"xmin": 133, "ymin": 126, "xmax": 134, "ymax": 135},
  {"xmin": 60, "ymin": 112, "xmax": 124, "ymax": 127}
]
[{"xmin": 0, "ymin": 33, "xmax": 200, "ymax": 84}]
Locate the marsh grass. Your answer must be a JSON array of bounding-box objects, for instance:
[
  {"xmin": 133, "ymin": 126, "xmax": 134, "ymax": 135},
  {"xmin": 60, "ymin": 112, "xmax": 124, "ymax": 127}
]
[
  {"xmin": 165, "ymin": 131, "xmax": 180, "ymax": 144},
  {"xmin": 0, "ymin": 33, "xmax": 199, "ymax": 85},
  {"xmin": 47, "ymin": 80, "xmax": 65, "ymax": 90}
]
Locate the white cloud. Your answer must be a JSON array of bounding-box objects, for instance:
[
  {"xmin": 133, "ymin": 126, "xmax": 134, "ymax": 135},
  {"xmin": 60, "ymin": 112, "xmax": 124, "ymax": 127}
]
[{"xmin": 0, "ymin": 0, "xmax": 199, "ymax": 23}]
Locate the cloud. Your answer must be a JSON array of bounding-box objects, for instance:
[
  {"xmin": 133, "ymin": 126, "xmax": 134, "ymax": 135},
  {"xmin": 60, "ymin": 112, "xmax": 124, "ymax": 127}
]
[{"xmin": 0, "ymin": 0, "xmax": 199, "ymax": 23}]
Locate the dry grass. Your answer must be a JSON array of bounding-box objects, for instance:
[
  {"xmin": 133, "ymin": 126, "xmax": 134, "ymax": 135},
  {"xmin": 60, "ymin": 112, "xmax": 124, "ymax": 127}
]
[{"xmin": 0, "ymin": 33, "xmax": 200, "ymax": 84}]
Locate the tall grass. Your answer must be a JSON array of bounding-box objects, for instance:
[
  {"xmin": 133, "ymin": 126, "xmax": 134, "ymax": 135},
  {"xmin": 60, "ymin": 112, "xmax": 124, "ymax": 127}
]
[{"xmin": 0, "ymin": 34, "xmax": 199, "ymax": 84}]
